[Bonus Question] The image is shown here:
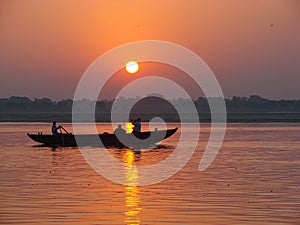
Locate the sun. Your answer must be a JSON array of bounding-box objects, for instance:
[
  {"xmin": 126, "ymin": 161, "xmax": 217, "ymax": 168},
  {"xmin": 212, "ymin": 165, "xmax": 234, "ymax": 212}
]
[{"xmin": 125, "ymin": 61, "xmax": 139, "ymax": 74}]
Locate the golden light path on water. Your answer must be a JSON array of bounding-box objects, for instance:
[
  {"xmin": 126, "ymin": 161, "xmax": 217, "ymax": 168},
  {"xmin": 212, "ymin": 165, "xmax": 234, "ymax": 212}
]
[
  {"xmin": 123, "ymin": 150, "xmax": 141, "ymax": 225},
  {"xmin": 126, "ymin": 122, "xmax": 134, "ymax": 133}
]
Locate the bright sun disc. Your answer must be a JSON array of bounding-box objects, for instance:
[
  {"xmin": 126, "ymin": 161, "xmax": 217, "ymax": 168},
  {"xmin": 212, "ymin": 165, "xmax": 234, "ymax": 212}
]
[{"xmin": 125, "ymin": 61, "xmax": 139, "ymax": 74}]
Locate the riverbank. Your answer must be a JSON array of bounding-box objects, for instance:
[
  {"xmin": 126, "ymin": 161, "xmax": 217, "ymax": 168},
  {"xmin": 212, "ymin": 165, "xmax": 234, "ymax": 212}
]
[{"xmin": 1, "ymin": 112, "xmax": 300, "ymax": 123}]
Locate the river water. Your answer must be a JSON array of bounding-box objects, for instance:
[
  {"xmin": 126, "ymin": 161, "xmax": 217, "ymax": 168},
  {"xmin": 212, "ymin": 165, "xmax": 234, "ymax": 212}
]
[{"xmin": 0, "ymin": 122, "xmax": 299, "ymax": 224}]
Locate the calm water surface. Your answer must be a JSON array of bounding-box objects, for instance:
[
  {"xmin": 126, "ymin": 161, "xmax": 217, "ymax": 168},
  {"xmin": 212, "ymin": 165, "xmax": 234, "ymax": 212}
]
[{"xmin": 0, "ymin": 123, "xmax": 299, "ymax": 224}]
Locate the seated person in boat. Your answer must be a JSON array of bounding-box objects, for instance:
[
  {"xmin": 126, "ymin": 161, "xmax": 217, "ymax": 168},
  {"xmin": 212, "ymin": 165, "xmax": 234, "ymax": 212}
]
[
  {"xmin": 133, "ymin": 118, "xmax": 141, "ymax": 133},
  {"xmin": 52, "ymin": 121, "xmax": 62, "ymax": 135},
  {"xmin": 114, "ymin": 124, "xmax": 126, "ymax": 135}
]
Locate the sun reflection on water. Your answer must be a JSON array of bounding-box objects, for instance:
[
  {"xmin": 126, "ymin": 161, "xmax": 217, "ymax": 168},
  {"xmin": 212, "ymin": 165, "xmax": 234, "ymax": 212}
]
[
  {"xmin": 124, "ymin": 150, "xmax": 141, "ymax": 225},
  {"xmin": 126, "ymin": 122, "xmax": 134, "ymax": 133}
]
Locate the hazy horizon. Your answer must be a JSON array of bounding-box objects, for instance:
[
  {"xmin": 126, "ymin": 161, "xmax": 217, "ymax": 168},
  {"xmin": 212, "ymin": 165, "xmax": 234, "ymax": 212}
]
[{"xmin": 2, "ymin": 93, "xmax": 300, "ymax": 102}]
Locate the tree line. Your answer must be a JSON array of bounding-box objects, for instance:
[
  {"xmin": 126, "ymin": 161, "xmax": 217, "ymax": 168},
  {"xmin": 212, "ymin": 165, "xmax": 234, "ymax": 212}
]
[{"xmin": 1, "ymin": 95, "xmax": 300, "ymax": 113}]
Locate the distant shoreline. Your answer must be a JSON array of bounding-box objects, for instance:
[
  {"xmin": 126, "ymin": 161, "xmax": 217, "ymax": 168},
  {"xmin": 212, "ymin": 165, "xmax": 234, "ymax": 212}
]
[
  {"xmin": 1, "ymin": 95, "xmax": 300, "ymax": 123},
  {"xmin": 1, "ymin": 112, "xmax": 299, "ymax": 123}
]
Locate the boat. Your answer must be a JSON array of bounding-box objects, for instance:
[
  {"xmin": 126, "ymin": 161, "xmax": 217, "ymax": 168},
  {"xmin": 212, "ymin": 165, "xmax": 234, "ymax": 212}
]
[{"xmin": 27, "ymin": 127, "xmax": 178, "ymax": 148}]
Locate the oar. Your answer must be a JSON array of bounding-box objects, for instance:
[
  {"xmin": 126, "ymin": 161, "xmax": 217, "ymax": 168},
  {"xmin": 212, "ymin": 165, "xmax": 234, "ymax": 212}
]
[
  {"xmin": 60, "ymin": 126, "xmax": 70, "ymax": 134},
  {"xmin": 59, "ymin": 127, "xmax": 65, "ymax": 147}
]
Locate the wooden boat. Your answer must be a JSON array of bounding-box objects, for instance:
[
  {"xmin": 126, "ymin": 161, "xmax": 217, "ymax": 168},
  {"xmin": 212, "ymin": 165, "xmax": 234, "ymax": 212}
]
[{"xmin": 27, "ymin": 127, "xmax": 178, "ymax": 148}]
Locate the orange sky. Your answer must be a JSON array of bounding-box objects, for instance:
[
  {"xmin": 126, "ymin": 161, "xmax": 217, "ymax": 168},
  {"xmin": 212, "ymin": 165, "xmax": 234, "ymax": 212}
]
[{"xmin": 0, "ymin": 0, "xmax": 299, "ymax": 100}]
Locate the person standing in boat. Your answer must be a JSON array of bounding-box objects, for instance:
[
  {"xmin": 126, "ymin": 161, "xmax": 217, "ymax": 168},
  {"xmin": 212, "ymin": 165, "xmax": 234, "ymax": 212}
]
[
  {"xmin": 133, "ymin": 118, "xmax": 141, "ymax": 133},
  {"xmin": 52, "ymin": 121, "xmax": 62, "ymax": 135}
]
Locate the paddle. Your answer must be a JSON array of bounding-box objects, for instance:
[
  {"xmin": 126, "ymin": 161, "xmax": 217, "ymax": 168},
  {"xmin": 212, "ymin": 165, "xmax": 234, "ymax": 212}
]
[
  {"xmin": 60, "ymin": 126, "xmax": 70, "ymax": 134},
  {"xmin": 59, "ymin": 127, "xmax": 65, "ymax": 147}
]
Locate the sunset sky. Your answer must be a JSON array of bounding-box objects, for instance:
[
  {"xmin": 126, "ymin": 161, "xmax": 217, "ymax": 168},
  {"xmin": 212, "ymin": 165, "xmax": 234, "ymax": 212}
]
[{"xmin": 0, "ymin": 0, "xmax": 299, "ymax": 100}]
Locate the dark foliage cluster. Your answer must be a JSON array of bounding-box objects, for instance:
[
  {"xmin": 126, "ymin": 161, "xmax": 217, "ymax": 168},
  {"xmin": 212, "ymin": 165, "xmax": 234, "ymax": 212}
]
[
  {"xmin": 196, "ymin": 95, "xmax": 300, "ymax": 112},
  {"xmin": 0, "ymin": 95, "xmax": 300, "ymax": 113}
]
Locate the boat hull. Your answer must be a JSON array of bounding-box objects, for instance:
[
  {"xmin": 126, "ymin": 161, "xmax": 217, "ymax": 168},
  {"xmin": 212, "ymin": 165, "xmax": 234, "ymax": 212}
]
[{"xmin": 27, "ymin": 128, "xmax": 178, "ymax": 148}]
